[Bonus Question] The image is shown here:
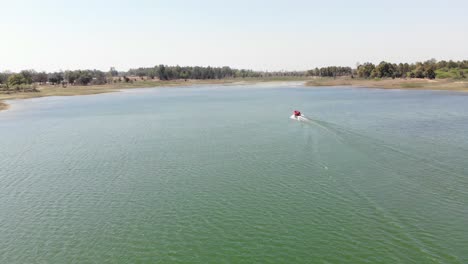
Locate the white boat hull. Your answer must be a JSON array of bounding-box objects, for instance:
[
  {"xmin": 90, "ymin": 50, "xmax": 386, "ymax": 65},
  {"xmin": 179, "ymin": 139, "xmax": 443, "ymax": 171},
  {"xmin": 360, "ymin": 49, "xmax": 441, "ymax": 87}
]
[{"xmin": 290, "ymin": 114, "xmax": 308, "ymax": 122}]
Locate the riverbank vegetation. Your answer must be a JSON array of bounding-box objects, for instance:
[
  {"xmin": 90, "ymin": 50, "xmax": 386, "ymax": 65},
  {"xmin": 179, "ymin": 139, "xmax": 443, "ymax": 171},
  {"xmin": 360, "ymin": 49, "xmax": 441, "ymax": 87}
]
[
  {"xmin": 1, "ymin": 60, "xmax": 466, "ymax": 93},
  {"xmin": 304, "ymin": 59, "xmax": 467, "ymax": 90},
  {"xmin": 1, "ymin": 59, "xmax": 467, "ymax": 111},
  {"xmin": 0, "ymin": 66, "xmax": 307, "ymax": 92},
  {"xmin": 305, "ymin": 77, "xmax": 468, "ymax": 90},
  {"xmin": 0, "ymin": 78, "xmax": 240, "ymax": 100},
  {"xmin": 305, "ymin": 59, "xmax": 468, "ymax": 80}
]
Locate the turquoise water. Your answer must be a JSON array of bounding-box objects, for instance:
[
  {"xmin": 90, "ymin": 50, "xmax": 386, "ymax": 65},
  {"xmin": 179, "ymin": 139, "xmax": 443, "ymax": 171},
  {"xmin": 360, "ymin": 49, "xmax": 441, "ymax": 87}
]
[{"xmin": 1, "ymin": 83, "xmax": 467, "ymax": 263}]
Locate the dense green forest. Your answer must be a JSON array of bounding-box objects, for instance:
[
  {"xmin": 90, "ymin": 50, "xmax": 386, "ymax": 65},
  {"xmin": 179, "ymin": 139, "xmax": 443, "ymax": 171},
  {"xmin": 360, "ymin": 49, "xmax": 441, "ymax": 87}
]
[{"xmin": 1, "ymin": 60, "xmax": 467, "ymax": 90}]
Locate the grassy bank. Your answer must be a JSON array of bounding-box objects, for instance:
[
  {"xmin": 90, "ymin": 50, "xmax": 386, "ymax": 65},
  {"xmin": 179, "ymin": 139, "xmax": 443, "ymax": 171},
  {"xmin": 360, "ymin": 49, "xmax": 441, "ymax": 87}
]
[{"xmin": 305, "ymin": 77, "xmax": 468, "ymax": 91}]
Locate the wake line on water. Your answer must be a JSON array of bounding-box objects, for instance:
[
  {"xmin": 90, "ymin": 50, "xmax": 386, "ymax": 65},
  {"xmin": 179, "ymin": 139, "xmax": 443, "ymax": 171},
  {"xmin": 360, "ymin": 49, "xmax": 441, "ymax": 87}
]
[
  {"xmin": 301, "ymin": 118, "xmax": 466, "ymax": 262},
  {"xmin": 294, "ymin": 116, "xmax": 344, "ymax": 142},
  {"xmin": 302, "ymin": 118, "xmax": 468, "ymax": 195}
]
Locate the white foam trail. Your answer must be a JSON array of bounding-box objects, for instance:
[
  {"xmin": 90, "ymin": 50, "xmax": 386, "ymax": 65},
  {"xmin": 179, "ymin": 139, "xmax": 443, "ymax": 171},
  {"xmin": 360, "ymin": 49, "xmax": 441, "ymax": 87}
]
[{"xmin": 291, "ymin": 115, "xmax": 344, "ymax": 142}]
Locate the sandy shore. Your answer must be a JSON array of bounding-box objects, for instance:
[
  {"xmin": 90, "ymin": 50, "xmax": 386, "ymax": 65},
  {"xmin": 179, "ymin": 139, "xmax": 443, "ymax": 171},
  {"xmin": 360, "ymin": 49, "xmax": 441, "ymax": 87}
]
[
  {"xmin": 306, "ymin": 77, "xmax": 468, "ymax": 91},
  {"xmin": 0, "ymin": 101, "xmax": 9, "ymax": 111}
]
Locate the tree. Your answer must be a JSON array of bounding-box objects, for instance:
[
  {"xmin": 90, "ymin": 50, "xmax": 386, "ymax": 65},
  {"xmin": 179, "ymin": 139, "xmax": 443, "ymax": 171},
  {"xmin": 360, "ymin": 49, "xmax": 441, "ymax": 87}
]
[
  {"xmin": 437, "ymin": 60, "xmax": 448, "ymax": 69},
  {"xmin": 0, "ymin": 72, "xmax": 10, "ymax": 84},
  {"xmin": 33, "ymin": 71, "xmax": 48, "ymax": 84},
  {"xmin": 398, "ymin": 63, "xmax": 410, "ymax": 78},
  {"xmin": 109, "ymin": 67, "xmax": 118, "ymax": 77},
  {"xmin": 180, "ymin": 71, "xmax": 189, "ymax": 80},
  {"xmin": 414, "ymin": 66, "xmax": 425, "ymax": 78},
  {"xmin": 157, "ymin": 65, "xmax": 167, "ymax": 80},
  {"xmin": 460, "ymin": 60, "xmax": 468, "ymax": 69},
  {"xmin": 357, "ymin": 63, "xmax": 375, "ymax": 78},
  {"xmin": 91, "ymin": 70, "xmax": 107, "ymax": 85},
  {"xmin": 48, "ymin": 72, "xmax": 64, "ymax": 84},
  {"xmin": 75, "ymin": 71, "xmax": 93, "ymax": 85},
  {"xmin": 447, "ymin": 60, "xmax": 458, "ymax": 69},
  {"xmin": 426, "ymin": 68, "xmax": 436, "ymax": 79},
  {"xmin": 20, "ymin": 70, "xmax": 34, "ymax": 84},
  {"xmin": 373, "ymin": 61, "xmax": 396, "ymax": 78},
  {"xmin": 148, "ymin": 68, "xmax": 157, "ymax": 79},
  {"xmin": 136, "ymin": 69, "xmax": 146, "ymax": 78},
  {"xmin": 64, "ymin": 71, "xmax": 78, "ymax": 84},
  {"xmin": 8, "ymin": 74, "xmax": 26, "ymax": 87}
]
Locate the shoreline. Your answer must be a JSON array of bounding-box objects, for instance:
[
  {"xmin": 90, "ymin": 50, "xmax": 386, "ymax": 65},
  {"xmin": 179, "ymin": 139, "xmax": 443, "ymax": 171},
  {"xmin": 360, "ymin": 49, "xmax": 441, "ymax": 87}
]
[
  {"xmin": 305, "ymin": 77, "xmax": 468, "ymax": 91},
  {"xmin": 0, "ymin": 101, "xmax": 9, "ymax": 111},
  {"xmin": 0, "ymin": 77, "xmax": 309, "ymax": 112},
  {"xmin": 0, "ymin": 79, "xmax": 240, "ymax": 112},
  {"xmin": 2, "ymin": 77, "xmax": 468, "ymax": 112}
]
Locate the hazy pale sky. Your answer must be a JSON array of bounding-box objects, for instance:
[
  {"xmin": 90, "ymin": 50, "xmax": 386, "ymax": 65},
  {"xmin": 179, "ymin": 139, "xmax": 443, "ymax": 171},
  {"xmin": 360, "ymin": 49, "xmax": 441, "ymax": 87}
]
[{"xmin": 1, "ymin": 0, "xmax": 467, "ymax": 72}]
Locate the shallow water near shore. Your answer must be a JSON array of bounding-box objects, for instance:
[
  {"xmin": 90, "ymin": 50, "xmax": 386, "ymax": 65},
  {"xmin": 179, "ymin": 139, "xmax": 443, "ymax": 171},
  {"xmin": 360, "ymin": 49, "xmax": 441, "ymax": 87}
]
[{"xmin": 1, "ymin": 83, "xmax": 467, "ymax": 263}]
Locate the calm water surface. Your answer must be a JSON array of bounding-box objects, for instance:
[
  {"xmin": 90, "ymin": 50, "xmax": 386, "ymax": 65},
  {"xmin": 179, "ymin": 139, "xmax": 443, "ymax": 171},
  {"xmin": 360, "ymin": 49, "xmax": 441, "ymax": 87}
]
[{"xmin": 1, "ymin": 83, "xmax": 467, "ymax": 263}]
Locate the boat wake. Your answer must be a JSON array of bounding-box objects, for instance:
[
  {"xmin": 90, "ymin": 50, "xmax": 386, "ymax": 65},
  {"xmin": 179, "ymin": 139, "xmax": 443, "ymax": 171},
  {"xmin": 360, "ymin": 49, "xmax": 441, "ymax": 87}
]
[
  {"xmin": 298, "ymin": 118, "xmax": 467, "ymax": 197},
  {"xmin": 289, "ymin": 114, "xmax": 310, "ymax": 122},
  {"xmin": 290, "ymin": 114, "xmax": 339, "ymax": 139}
]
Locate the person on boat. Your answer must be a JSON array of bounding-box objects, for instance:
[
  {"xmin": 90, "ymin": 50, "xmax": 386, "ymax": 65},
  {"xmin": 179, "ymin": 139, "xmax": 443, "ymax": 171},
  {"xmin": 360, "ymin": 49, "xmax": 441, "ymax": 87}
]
[{"xmin": 293, "ymin": 110, "xmax": 302, "ymax": 117}]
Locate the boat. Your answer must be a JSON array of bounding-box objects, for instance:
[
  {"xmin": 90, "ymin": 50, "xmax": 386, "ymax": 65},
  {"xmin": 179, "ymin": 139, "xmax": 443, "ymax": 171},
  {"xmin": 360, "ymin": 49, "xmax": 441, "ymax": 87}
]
[{"xmin": 290, "ymin": 110, "xmax": 308, "ymax": 121}]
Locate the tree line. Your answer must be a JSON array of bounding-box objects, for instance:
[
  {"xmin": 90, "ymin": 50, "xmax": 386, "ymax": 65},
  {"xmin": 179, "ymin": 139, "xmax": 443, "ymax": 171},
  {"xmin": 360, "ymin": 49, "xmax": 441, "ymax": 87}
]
[
  {"xmin": 356, "ymin": 59, "xmax": 468, "ymax": 79},
  {"xmin": 0, "ymin": 69, "xmax": 109, "ymax": 89},
  {"xmin": 0, "ymin": 66, "xmax": 306, "ymax": 89},
  {"xmin": 306, "ymin": 60, "xmax": 467, "ymax": 79},
  {"xmin": 307, "ymin": 66, "xmax": 352, "ymax": 77},
  {"xmin": 1, "ymin": 59, "xmax": 467, "ymax": 90},
  {"xmin": 126, "ymin": 65, "xmax": 305, "ymax": 80}
]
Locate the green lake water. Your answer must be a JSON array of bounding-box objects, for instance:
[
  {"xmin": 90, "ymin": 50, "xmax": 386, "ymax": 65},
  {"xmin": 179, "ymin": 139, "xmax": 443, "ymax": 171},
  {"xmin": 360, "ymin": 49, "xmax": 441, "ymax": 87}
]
[{"xmin": 0, "ymin": 83, "xmax": 467, "ymax": 263}]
